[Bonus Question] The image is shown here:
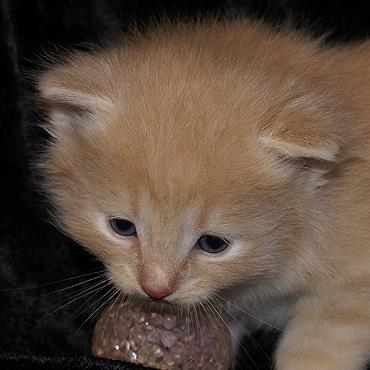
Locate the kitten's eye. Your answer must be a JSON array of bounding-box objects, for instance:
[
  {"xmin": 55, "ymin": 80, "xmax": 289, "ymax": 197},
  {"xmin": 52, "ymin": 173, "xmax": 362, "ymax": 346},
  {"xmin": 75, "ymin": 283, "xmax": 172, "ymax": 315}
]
[
  {"xmin": 197, "ymin": 235, "xmax": 229, "ymax": 254},
  {"xmin": 109, "ymin": 218, "xmax": 137, "ymax": 237}
]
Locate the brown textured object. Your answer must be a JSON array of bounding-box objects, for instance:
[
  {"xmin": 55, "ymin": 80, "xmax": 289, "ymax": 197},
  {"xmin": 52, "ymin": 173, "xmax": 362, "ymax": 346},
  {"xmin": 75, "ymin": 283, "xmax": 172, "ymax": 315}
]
[{"xmin": 92, "ymin": 299, "xmax": 231, "ymax": 370}]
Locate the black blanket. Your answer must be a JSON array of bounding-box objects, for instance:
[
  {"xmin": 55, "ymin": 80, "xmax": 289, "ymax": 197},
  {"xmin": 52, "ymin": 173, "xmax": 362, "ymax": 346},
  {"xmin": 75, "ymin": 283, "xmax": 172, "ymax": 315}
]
[{"xmin": 1, "ymin": 1, "xmax": 369, "ymax": 369}]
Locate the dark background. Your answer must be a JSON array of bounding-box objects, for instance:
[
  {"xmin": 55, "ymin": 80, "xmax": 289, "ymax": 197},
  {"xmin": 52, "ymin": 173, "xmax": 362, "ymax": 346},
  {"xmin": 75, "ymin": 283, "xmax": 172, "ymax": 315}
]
[{"xmin": 1, "ymin": 1, "xmax": 370, "ymax": 369}]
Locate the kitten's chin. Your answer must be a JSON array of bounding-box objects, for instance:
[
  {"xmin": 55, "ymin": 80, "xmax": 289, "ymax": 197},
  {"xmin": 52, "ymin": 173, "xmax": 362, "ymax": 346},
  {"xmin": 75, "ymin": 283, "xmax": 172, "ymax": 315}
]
[
  {"xmin": 108, "ymin": 273, "xmax": 211, "ymax": 308},
  {"xmin": 116, "ymin": 292, "xmax": 183, "ymax": 314},
  {"xmin": 117, "ymin": 288, "xmax": 207, "ymax": 311}
]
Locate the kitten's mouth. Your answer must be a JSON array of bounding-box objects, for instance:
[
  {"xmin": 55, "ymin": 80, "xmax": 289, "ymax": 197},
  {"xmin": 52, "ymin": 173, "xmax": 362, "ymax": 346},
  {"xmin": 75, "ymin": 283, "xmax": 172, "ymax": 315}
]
[
  {"xmin": 145, "ymin": 296, "xmax": 174, "ymax": 307},
  {"xmin": 124, "ymin": 292, "xmax": 179, "ymax": 314}
]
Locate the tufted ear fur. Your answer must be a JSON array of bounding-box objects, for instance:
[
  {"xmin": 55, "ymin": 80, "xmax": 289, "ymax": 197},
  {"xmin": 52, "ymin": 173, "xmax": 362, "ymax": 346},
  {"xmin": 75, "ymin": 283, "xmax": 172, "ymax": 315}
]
[
  {"xmin": 259, "ymin": 134, "xmax": 342, "ymax": 163},
  {"xmin": 259, "ymin": 100, "xmax": 346, "ymax": 186},
  {"xmin": 37, "ymin": 65, "xmax": 113, "ymax": 139}
]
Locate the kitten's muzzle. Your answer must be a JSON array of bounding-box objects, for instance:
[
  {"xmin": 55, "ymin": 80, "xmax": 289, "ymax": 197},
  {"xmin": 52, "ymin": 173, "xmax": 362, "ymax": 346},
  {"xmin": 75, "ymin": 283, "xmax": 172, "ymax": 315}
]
[
  {"xmin": 138, "ymin": 263, "xmax": 180, "ymax": 301},
  {"xmin": 141, "ymin": 285, "xmax": 173, "ymax": 300}
]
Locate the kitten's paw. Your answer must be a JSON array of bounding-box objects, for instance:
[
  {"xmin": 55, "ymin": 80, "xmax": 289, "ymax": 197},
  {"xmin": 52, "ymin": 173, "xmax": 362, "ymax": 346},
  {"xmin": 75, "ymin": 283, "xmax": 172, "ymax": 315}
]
[
  {"xmin": 275, "ymin": 293, "xmax": 370, "ymax": 370},
  {"xmin": 275, "ymin": 347, "xmax": 369, "ymax": 370}
]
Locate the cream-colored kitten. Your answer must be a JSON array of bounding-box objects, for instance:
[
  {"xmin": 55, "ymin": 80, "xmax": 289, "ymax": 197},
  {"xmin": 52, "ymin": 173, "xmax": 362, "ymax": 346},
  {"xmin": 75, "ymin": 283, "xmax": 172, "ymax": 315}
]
[{"xmin": 37, "ymin": 20, "xmax": 370, "ymax": 370}]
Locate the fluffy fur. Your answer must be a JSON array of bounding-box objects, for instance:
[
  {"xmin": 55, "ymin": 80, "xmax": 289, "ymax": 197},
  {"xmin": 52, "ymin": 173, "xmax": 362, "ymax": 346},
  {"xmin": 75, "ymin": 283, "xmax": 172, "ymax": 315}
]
[{"xmin": 37, "ymin": 20, "xmax": 370, "ymax": 369}]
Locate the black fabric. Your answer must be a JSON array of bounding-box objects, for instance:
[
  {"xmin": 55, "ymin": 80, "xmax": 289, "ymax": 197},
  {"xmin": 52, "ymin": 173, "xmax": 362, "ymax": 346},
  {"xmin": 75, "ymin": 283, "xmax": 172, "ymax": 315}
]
[
  {"xmin": 1, "ymin": 1, "xmax": 370, "ymax": 369},
  {"xmin": 0, "ymin": 354, "xmax": 145, "ymax": 370}
]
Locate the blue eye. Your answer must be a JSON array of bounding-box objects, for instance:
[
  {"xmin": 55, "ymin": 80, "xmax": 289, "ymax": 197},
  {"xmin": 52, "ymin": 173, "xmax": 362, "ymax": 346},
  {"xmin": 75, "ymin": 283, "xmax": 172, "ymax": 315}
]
[
  {"xmin": 197, "ymin": 235, "xmax": 229, "ymax": 253},
  {"xmin": 109, "ymin": 218, "xmax": 137, "ymax": 237}
]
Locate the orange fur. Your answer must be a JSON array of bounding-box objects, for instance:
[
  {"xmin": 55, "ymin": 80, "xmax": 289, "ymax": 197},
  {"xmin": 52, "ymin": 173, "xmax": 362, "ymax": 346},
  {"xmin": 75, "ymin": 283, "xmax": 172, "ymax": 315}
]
[{"xmin": 37, "ymin": 20, "xmax": 370, "ymax": 369}]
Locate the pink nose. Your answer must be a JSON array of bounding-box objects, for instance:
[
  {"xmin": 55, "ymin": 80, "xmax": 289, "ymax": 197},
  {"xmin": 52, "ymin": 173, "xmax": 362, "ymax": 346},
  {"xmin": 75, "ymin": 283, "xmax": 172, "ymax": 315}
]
[{"xmin": 141, "ymin": 285, "xmax": 173, "ymax": 300}]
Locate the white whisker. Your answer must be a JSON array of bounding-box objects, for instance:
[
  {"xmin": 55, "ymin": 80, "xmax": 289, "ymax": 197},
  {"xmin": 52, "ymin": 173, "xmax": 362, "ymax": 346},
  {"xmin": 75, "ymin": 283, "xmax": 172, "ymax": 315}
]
[
  {"xmin": 201, "ymin": 299, "xmax": 228, "ymax": 350},
  {"xmin": 208, "ymin": 297, "xmax": 259, "ymax": 370},
  {"xmin": 42, "ymin": 273, "xmax": 105, "ymax": 297},
  {"xmin": 216, "ymin": 297, "xmax": 271, "ymax": 365},
  {"xmin": 74, "ymin": 286, "xmax": 120, "ymax": 336},
  {"xmin": 71, "ymin": 281, "xmax": 115, "ymax": 318},
  {"xmin": 40, "ymin": 276, "xmax": 110, "ymax": 312},
  {"xmin": 39, "ymin": 279, "xmax": 111, "ymax": 319},
  {"xmin": 0, "ymin": 268, "xmax": 105, "ymax": 292},
  {"xmin": 213, "ymin": 293, "xmax": 282, "ymax": 332}
]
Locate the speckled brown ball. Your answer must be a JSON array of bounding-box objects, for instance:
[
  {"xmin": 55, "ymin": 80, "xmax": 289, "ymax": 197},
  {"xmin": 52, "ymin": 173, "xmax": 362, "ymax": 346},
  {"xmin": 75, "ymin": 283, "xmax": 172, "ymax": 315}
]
[{"xmin": 92, "ymin": 299, "xmax": 231, "ymax": 369}]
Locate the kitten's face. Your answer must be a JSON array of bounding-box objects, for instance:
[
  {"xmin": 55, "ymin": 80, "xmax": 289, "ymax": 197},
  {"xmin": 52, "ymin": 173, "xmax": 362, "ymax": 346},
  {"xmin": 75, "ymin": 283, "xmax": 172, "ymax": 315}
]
[
  {"xmin": 38, "ymin": 24, "xmax": 343, "ymax": 305},
  {"xmin": 43, "ymin": 122, "xmax": 298, "ymax": 304}
]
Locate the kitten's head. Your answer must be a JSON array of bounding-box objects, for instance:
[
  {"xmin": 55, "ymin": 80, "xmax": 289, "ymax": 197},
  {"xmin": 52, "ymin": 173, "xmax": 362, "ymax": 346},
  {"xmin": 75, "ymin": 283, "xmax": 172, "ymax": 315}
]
[{"xmin": 37, "ymin": 23, "xmax": 349, "ymax": 305}]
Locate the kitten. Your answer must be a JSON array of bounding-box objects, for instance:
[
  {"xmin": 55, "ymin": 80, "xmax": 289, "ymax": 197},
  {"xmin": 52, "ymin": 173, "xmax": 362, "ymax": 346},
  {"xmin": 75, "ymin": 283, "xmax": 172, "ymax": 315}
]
[{"xmin": 37, "ymin": 20, "xmax": 370, "ymax": 370}]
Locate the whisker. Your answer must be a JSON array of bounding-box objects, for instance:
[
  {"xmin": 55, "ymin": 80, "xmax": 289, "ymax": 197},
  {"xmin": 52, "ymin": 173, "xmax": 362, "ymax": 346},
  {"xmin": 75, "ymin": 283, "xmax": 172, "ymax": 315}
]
[
  {"xmin": 208, "ymin": 297, "xmax": 259, "ymax": 370},
  {"xmin": 195, "ymin": 303, "xmax": 203, "ymax": 342},
  {"xmin": 213, "ymin": 293, "xmax": 282, "ymax": 332},
  {"xmin": 0, "ymin": 268, "xmax": 105, "ymax": 292},
  {"xmin": 40, "ymin": 277, "xmax": 110, "ymax": 312},
  {"xmin": 112, "ymin": 291, "xmax": 124, "ymax": 337},
  {"xmin": 205, "ymin": 298, "xmax": 239, "ymax": 369},
  {"xmin": 192, "ymin": 300, "xmax": 201, "ymax": 342},
  {"xmin": 202, "ymin": 299, "xmax": 226, "ymax": 345},
  {"xmin": 185, "ymin": 304, "xmax": 191, "ymax": 339},
  {"xmin": 201, "ymin": 298, "xmax": 229, "ymax": 361},
  {"xmin": 74, "ymin": 286, "xmax": 120, "ymax": 336},
  {"xmin": 42, "ymin": 273, "xmax": 106, "ymax": 297},
  {"xmin": 213, "ymin": 295, "xmax": 271, "ymax": 366},
  {"xmin": 112, "ymin": 293, "xmax": 136, "ymax": 336},
  {"xmin": 205, "ymin": 298, "xmax": 248, "ymax": 370},
  {"xmin": 70, "ymin": 280, "xmax": 115, "ymax": 319},
  {"xmin": 39, "ymin": 280, "xmax": 111, "ymax": 320}
]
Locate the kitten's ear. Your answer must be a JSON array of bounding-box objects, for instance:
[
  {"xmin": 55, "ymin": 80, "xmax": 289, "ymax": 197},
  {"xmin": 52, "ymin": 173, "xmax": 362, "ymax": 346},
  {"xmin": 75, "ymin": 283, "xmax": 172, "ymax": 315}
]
[
  {"xmin": 259, "ymin": 132, "xmax": 343, "ymax": 187},
  {"xmin": 259, "ymin": 106, "xmax": 346, "ymax": 186},
  {"xmin": 259, "ymin": 134, "xmax": 342, "ymax": 163},
  {"xmin": 259, "ymin": 98, "xmax": 345, "ymax": 165},
  {"xmin": 37, "ymin": 69, "xmax": 113, "ymax": 138}
]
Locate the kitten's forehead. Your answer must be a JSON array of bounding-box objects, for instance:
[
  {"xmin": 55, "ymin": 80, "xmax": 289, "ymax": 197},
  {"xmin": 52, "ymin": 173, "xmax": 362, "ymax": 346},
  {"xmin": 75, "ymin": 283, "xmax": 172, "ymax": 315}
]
[
  {"xmin": 137, "ymin": 192, "xmax": 202, "ymax": 226},
  {"xmin": 85, "ymin": 105, "xmax": 287, "ymax": 225},
  {"xmin": 136, "ymin": 192, "xmax": 202, "ymax": 234}
]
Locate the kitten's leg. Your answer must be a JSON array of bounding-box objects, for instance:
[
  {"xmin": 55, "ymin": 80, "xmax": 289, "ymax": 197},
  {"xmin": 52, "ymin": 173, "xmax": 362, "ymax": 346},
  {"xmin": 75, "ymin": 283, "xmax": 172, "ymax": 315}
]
[{"xmin": 275, "ymin": 292, "xmax": 370, "ymax": 370}]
